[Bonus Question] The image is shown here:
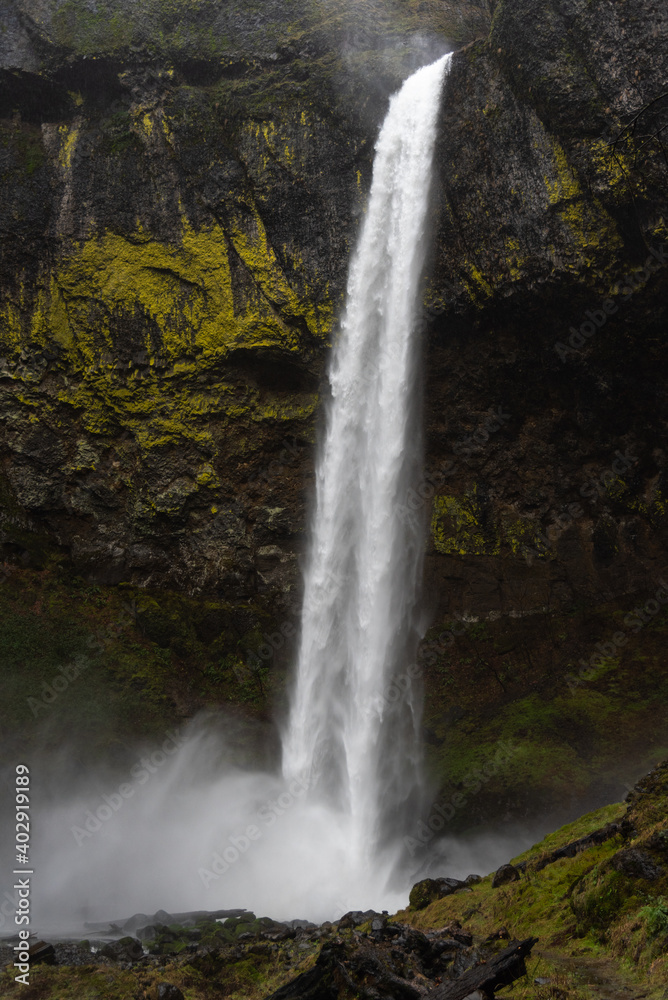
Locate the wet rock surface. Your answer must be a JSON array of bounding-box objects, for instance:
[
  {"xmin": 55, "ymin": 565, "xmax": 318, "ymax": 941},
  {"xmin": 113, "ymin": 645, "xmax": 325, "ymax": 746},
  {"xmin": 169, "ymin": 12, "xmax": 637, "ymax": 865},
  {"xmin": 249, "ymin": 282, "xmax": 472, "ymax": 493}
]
[
  {"xmin": 425, "ymin": 0, "xmax": 668, "ymax": 622},
  {"xmin": 610, "ymin": 846, "xmax": 663, "ymax": 881},
  {"xmin": 0, "ymin": 0, "xmax": 666, "ymax": 622},
  {"xmin": 5, "ymin": 761, "xmax": 668, "ymax": 996},
  {"xmin": 491, "ymin": 864, "xmax": 521, "ymax": 888},
  {"xmin": 1, "ymin": 8, "xmax": 668, "ymax": 983},
  {"xmin": 27, "ymin": 940, "xmax": 56, "ymax": 965},
  {"xmin": 0, "ymin": 0, "xmax": 452, "ymax": 601},
  {"xmin": 0, "ymin": 907, "xmax": 536, "ymax": 998},
  {"xmin": 156, "ymin": 984, "xmax": 185, "ymax": 1000},
  {"xmin": 98, "ymin": 935, "xmax": 144, "ymax": 963},
  {"xmin": 409, "ymin": 878, "xmax": 470, "ymax": 910},
  {"xmin": 263, "ymin": 926, "xmax": 537, "ymax": 999}
]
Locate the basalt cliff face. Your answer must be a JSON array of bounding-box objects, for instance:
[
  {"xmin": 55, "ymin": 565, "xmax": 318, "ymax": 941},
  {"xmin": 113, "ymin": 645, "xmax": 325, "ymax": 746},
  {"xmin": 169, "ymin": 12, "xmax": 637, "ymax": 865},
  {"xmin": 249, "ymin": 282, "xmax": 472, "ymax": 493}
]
[
  {"xmin": 1, "ymin": 0, "xmax": 668, "ymax": 816},
  {"xmin": 1, "ymin": 0, "xmax": 667, "ymax": 616},
  {"xmin": 426, "ymin": 0, "xmax": 668, "ymax": 622},
  {"xmin": 0, "ymin": 0, "xmax": 476, "ymax": 603}
]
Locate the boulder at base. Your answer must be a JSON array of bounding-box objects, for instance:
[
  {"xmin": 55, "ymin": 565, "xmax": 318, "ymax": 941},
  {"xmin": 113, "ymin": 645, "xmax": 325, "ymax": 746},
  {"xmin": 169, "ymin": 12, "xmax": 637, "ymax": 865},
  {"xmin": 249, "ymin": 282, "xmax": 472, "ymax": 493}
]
[{"xmin": 409, "ymin": 877, "xmax": 469, "ymax": 910}]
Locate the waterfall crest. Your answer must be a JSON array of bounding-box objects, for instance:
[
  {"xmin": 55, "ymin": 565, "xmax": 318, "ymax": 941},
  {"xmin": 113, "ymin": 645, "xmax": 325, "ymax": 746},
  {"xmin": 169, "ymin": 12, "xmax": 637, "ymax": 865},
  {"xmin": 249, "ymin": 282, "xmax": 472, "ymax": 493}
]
[{"xmin": 283, "ymin": 53, "xmax": 452, "ymax": 865}]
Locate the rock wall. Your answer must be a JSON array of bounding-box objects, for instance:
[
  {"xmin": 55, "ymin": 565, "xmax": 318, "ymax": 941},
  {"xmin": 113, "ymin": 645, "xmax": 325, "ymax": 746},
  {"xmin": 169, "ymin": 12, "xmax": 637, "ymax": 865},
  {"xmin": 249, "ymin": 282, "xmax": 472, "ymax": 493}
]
[
  {"xmin": 425, "ymin": 0, "xmax": 668, "ymax": 619},
  {"xmin": 1, "ymin": 0, "xmax": 667, "ymax": 628}
]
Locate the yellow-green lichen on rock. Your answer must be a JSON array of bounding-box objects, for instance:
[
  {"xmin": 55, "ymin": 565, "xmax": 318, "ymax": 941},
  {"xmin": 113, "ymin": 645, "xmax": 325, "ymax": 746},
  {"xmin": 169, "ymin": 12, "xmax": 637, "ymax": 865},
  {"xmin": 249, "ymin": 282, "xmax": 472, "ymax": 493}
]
[
  {"xmin": 49, "ymin": 357, "xmax": 319, "ymax": 452},
  {"xmin": 543, "ymin": 135, "xmax": 623, "ymax": 270},
  {"xmin": 431, "ymin": 494, "xmax": 555, "ymax": 560},
  {"xmin": 16, "ymin": 205, "xmax": 332, "ymax": 369},
  {"xmin": 30, "ymin": 277, "xmax": 76, "ymax": 351},
  {"xmin": 0, "ymin": 205, "xmax": 330, "ymax": 455},
  {"xmin": 225, "ymin": 204, "xmax": 332, "ymax": 344},
  {"xmin": 500, "ymin": 513, "xmax": 551, "ymax": 560},
  {"xmin": 462, "ymin": 259, "xmax": 494, "ymax": 302},
  {"xmin": 503, "ymin": 236, "xmax": 529, "ymax": 281},
  {"xmin": 55, "ymin": 222, "xmax": 253, "ymax": 360},
  {"xmin": 584, "ymin": 137, "xmax": 645, "ymax": 202},
  {"xmin": 431, "ymin": 492, "xmax": 500, "ymax": 556},
  {"xmin": 625, "ymin": 486, "xmax": 668, "ymax": 527}
]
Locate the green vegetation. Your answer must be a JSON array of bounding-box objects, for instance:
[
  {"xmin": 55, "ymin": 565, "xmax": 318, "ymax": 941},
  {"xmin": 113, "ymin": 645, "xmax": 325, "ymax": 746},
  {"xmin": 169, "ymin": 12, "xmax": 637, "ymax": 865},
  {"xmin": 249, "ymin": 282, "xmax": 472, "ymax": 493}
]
[
  {"xmin": 640, "ymin": 897, "xmax": 668, "ymax": 939},
  {"xmin": 1, "ymin": 767, "xmax": 666, "ymax": 999},
  {"xmin": 0, "ymin": 566, "xmax": 291, "ymax": 770},
  {"xmin": 0, "ymin": 913, "xmax": 321, "ymax": 1000},
  {"xmin": 40, "ymin": 0, "xmax": 491, "ymax": 61},
  {"xmin": 420, "ymin": 591, "xmax": 668, "ymax": 830},
  {"xmin": 0, "ymin": 573, "xmax": 176, "ymax": 756},
  {"xmin": 400, "ymin": 760, "xmax": 668, "ymax": 997},
  {"xmin": 514, "ymin": 803, "xmax": 626, "ymax": 865},
  {"xmin": 3, "ymin": 561, "xmax": 668, "ymax": 829},
  {"xmin": 52, "ymin": 2, "xmax": 134, "ymax": 54},
  {"xmin": 0, "ymin": 122, "xmax": 46, "ymax": 177},
  {"xmin": 98, "ymin": 110, "xmax": 144, "ymax": 155}
]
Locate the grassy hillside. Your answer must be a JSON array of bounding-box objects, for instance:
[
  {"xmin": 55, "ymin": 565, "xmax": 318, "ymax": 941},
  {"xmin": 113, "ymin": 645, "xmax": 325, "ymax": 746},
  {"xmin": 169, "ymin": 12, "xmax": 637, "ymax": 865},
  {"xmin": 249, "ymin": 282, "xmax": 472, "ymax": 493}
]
[{"xmin": 401, "ymin": 759, "xmax": 668, "ymax": 998}]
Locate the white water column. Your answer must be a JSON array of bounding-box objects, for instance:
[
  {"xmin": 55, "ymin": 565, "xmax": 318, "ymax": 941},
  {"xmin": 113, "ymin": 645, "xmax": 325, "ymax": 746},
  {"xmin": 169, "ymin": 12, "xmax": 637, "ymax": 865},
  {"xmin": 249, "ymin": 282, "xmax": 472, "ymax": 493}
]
[{"xmin": 282, "ymin": 54, "xmax": 452, "ymax": 868}]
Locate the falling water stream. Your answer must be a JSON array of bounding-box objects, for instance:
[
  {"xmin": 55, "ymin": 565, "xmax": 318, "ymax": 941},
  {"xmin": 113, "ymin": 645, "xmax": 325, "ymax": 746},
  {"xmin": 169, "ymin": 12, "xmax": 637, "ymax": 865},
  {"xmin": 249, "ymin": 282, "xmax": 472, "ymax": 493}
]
[
  {"xmin": 20, "ymin": 54, "xmax": 456, "ymax": 933},
  {"xmin": 282, "ymin": 52, "xmax": 452, "ymax": 864}
]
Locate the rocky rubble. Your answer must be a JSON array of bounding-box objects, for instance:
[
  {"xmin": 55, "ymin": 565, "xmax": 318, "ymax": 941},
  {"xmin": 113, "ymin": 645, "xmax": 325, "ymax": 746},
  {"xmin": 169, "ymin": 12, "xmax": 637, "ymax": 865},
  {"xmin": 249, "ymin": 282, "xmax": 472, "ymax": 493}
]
[{"xmin": 1, "ymin": 905, "xmax": 537, "ymax": 999}]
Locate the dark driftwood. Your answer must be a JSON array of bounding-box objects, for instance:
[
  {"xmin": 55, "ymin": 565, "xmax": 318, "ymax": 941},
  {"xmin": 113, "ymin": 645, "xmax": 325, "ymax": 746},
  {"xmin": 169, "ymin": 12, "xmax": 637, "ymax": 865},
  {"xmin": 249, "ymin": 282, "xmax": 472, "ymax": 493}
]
[
  {"xmin": 264, "ymin": 942, "xmax": 423, "ymax": 1000},
  {"xmin": 264, "ymin": 945, "xmax": 351, "ymax": 1000},
  {"xmin": 432, "ymin": 937, "xmax": 538, "ymax": 999},
  {"xmin": 264, "ymin": 931, "xmax": 538, "ymax": 999}
]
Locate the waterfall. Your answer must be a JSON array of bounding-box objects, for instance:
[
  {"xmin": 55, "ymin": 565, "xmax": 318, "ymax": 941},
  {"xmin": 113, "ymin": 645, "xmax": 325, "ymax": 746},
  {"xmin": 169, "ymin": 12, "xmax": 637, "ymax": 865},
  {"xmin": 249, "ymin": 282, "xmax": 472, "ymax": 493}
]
[
  {"xmin": 283, "ymin": 53, "xmax": 452, "ymax": 868},
  {"xmin": 25, "ymin": 55, "xmax": 453, "ymax": 932}
]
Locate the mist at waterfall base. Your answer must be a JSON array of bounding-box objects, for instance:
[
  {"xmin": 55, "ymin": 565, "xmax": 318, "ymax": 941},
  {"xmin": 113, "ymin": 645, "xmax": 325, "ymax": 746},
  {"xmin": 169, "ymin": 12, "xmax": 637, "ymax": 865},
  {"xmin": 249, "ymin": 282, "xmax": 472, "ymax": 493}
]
[
  {"xmin": 17, "ymin": 713, "xmax": 539, "ymax": 935},
  {"xmin": 0, "ymin": 53, "xmax": 534, "ymax": 935}
]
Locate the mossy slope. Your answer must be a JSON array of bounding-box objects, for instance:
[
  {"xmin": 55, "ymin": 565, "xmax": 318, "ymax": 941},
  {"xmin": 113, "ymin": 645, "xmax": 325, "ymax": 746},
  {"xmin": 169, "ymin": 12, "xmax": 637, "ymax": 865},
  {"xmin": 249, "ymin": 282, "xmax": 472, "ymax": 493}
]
[
  {"xmin": 417, "ymin": 588, "xmax": 668, "ymax": 831},
  {"xmin": 400, "ymin": 760, "xmax": 668, "ymax": 998}
]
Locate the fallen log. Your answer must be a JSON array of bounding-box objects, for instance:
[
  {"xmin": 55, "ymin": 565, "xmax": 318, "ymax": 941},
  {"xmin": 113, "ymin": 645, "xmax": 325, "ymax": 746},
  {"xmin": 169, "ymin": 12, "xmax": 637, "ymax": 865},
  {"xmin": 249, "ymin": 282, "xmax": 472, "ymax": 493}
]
[
  {"xmin": 264, "ymin": 943, "xmax": 353, "ymax": 1000},
  {"xmin": 532, "ymin": 822, "xmax": 625, "ymax": 872},
  {"xmin": 432, "ymin": 937, "xmax": 538, "ymax": 999}
]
